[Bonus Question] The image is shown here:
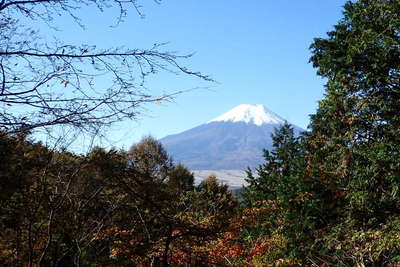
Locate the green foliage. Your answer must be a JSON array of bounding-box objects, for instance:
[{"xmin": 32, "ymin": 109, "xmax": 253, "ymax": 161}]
[
  {"xmin": 309, "ymin": 0, "xmax": 400, "ymax": 224},
  {"xmin": 302, "ymin": 0, "xmax": 400, "ymax": 263},
  {"xmin": 310, "ymin": 216, "xmax": 400, "ymax": 266},
  {"xmin": 230, "ymin": 1, "xmax": 400, "ymax": 265},
  {"xmin": 243, "ymin": 122, "xmax": 305, "ymax": 207},
  {"xmin": 239, "ymin": 123, "xmax": 318, "ymax": 262}
]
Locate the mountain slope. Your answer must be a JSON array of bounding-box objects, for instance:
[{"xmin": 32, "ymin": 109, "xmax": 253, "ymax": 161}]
[{"xmin": 160, "ymin": 104, "xmax": 303, "ymax": 170}]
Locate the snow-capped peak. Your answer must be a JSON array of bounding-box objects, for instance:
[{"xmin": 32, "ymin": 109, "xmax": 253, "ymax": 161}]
[{"xmin": 207, "ymin": 104, "xmax": 285, "ymax": 126}]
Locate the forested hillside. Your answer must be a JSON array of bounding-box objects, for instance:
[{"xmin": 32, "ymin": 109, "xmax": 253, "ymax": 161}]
[
  {"xmin": 0, "ymin": 135, "xmax": 237, "ymax": 266},
  {"xmin": 1, "ymin": 0, "xmax": 400, "ymax": 266}
]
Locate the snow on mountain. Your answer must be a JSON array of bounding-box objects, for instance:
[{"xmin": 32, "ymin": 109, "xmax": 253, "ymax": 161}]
[
  {"xmin": 207, "ymin": 104, "xmax": 285, "ymax": 126},
  {"xmin": 160, "ymin": 104, "xmax": 303, "ymax": 187}
]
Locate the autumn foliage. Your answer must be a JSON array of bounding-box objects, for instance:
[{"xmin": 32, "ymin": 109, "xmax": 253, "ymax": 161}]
[{"xmin": 2, "ymin": 0, "xmax": 400, "ymax": 266}]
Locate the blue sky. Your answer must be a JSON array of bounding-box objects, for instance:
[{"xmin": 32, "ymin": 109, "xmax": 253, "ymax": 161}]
[{"xmin": 44, "ymin": 0, "xmax": 348, "ymax": 150}]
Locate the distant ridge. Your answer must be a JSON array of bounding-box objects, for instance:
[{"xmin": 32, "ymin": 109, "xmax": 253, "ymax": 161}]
[{"xmin": 160, "ymin": 104, "xmax": 303, "ymax": 170}]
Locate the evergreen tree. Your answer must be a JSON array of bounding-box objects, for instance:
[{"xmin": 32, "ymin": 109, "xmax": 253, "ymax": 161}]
[
  {"xmin": 240, "ymin": 123, "xmax": 316, "ymax": 261},
  {"xmin": 243, "ymin": 122, "xmax": 305, "ymax": 207},
  {"xmin": 238, "ymin": 2, "xmax": 400, "ymax": 264},
  {"xmin": 303, "ymin": 0, "xmax": 400, "ymax": 264},
  {"xmin": 309, "ymin": 0, "xmax": 400, "ymax": 225}
]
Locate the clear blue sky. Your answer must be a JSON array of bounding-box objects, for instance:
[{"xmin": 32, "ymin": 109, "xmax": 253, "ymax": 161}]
[{"xmin": 46, "ymin": 1, "xmax": 348, "ymax": 150}]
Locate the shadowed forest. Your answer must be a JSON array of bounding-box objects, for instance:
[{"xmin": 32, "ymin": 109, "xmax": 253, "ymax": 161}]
[{"xmin": 2, "ymin": 0, "xmax": 400, "ymax": 266}]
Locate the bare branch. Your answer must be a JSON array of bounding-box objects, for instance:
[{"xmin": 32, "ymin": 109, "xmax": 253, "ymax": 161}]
[{"xmin": 0, "ymin": 0, "xmax": 212, "ymax": 136}]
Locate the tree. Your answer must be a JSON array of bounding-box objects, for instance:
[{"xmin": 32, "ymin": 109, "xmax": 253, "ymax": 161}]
[
  {"xmin": 0, "ymin": 0, "xmax": 211, "ymax": 135},
  {"xmin": 127, "ymin": 136, "xmax": 173, "ymax": 182},
  {"xmin": 196, "ymin": 175, "xmax": 237, "ymax": 216},
  {"xmin": 167, "ymin": 163, "xmax": 195, "ymax": 192},
  {"xmin": 238, "ymin": 123, "xmax": 318, "ymax": 263},
  {"xmin": 243, "ymin": 122, "xmax": 305, "ymax": 207},
  {"xmin": 304, "ymin": 0, "xmax": 400, "ymax": 264},
  {"xmin": 0, "ymin": 133, "xmax": 115, "ymax": 266},
  {"xmin": 309, "ymin": 0, "xmax": 400, "ymax": 225},
  {"xmin": 0, "ymin": 133, "xmax": 239, "ymax": 266},
  {"xmin": 168, "ymin": 1, "xmax": 400, "ymax": 265},
  {"xmin": 85, "ymin": 138, "xmax": 238, "ymax": 266}
]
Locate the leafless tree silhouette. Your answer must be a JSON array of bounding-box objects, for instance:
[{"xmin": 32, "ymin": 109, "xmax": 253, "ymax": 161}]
[{"xmin": 0, "ymin": 0, "xmax": 211, "ymax": 135}]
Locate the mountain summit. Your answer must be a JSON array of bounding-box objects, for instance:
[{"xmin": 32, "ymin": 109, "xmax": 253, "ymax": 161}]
[
  {"xmin": 160, "ymin": 104, "xmax": 302, "ymax": 170},
  {"xmin": 208, "ymin": 104, "xmax": 284, "ymax": 126}
]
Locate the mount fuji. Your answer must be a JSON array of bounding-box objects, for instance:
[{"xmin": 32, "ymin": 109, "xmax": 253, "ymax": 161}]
[{"xmin": 160, "ymin": 104, "xmax": 303, "ymax": 172}]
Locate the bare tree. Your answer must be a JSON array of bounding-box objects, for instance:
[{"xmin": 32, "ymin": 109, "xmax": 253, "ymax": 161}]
[{"xmin": 0, "ymin": 0, "xmax": 211, "ymax": 135}]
